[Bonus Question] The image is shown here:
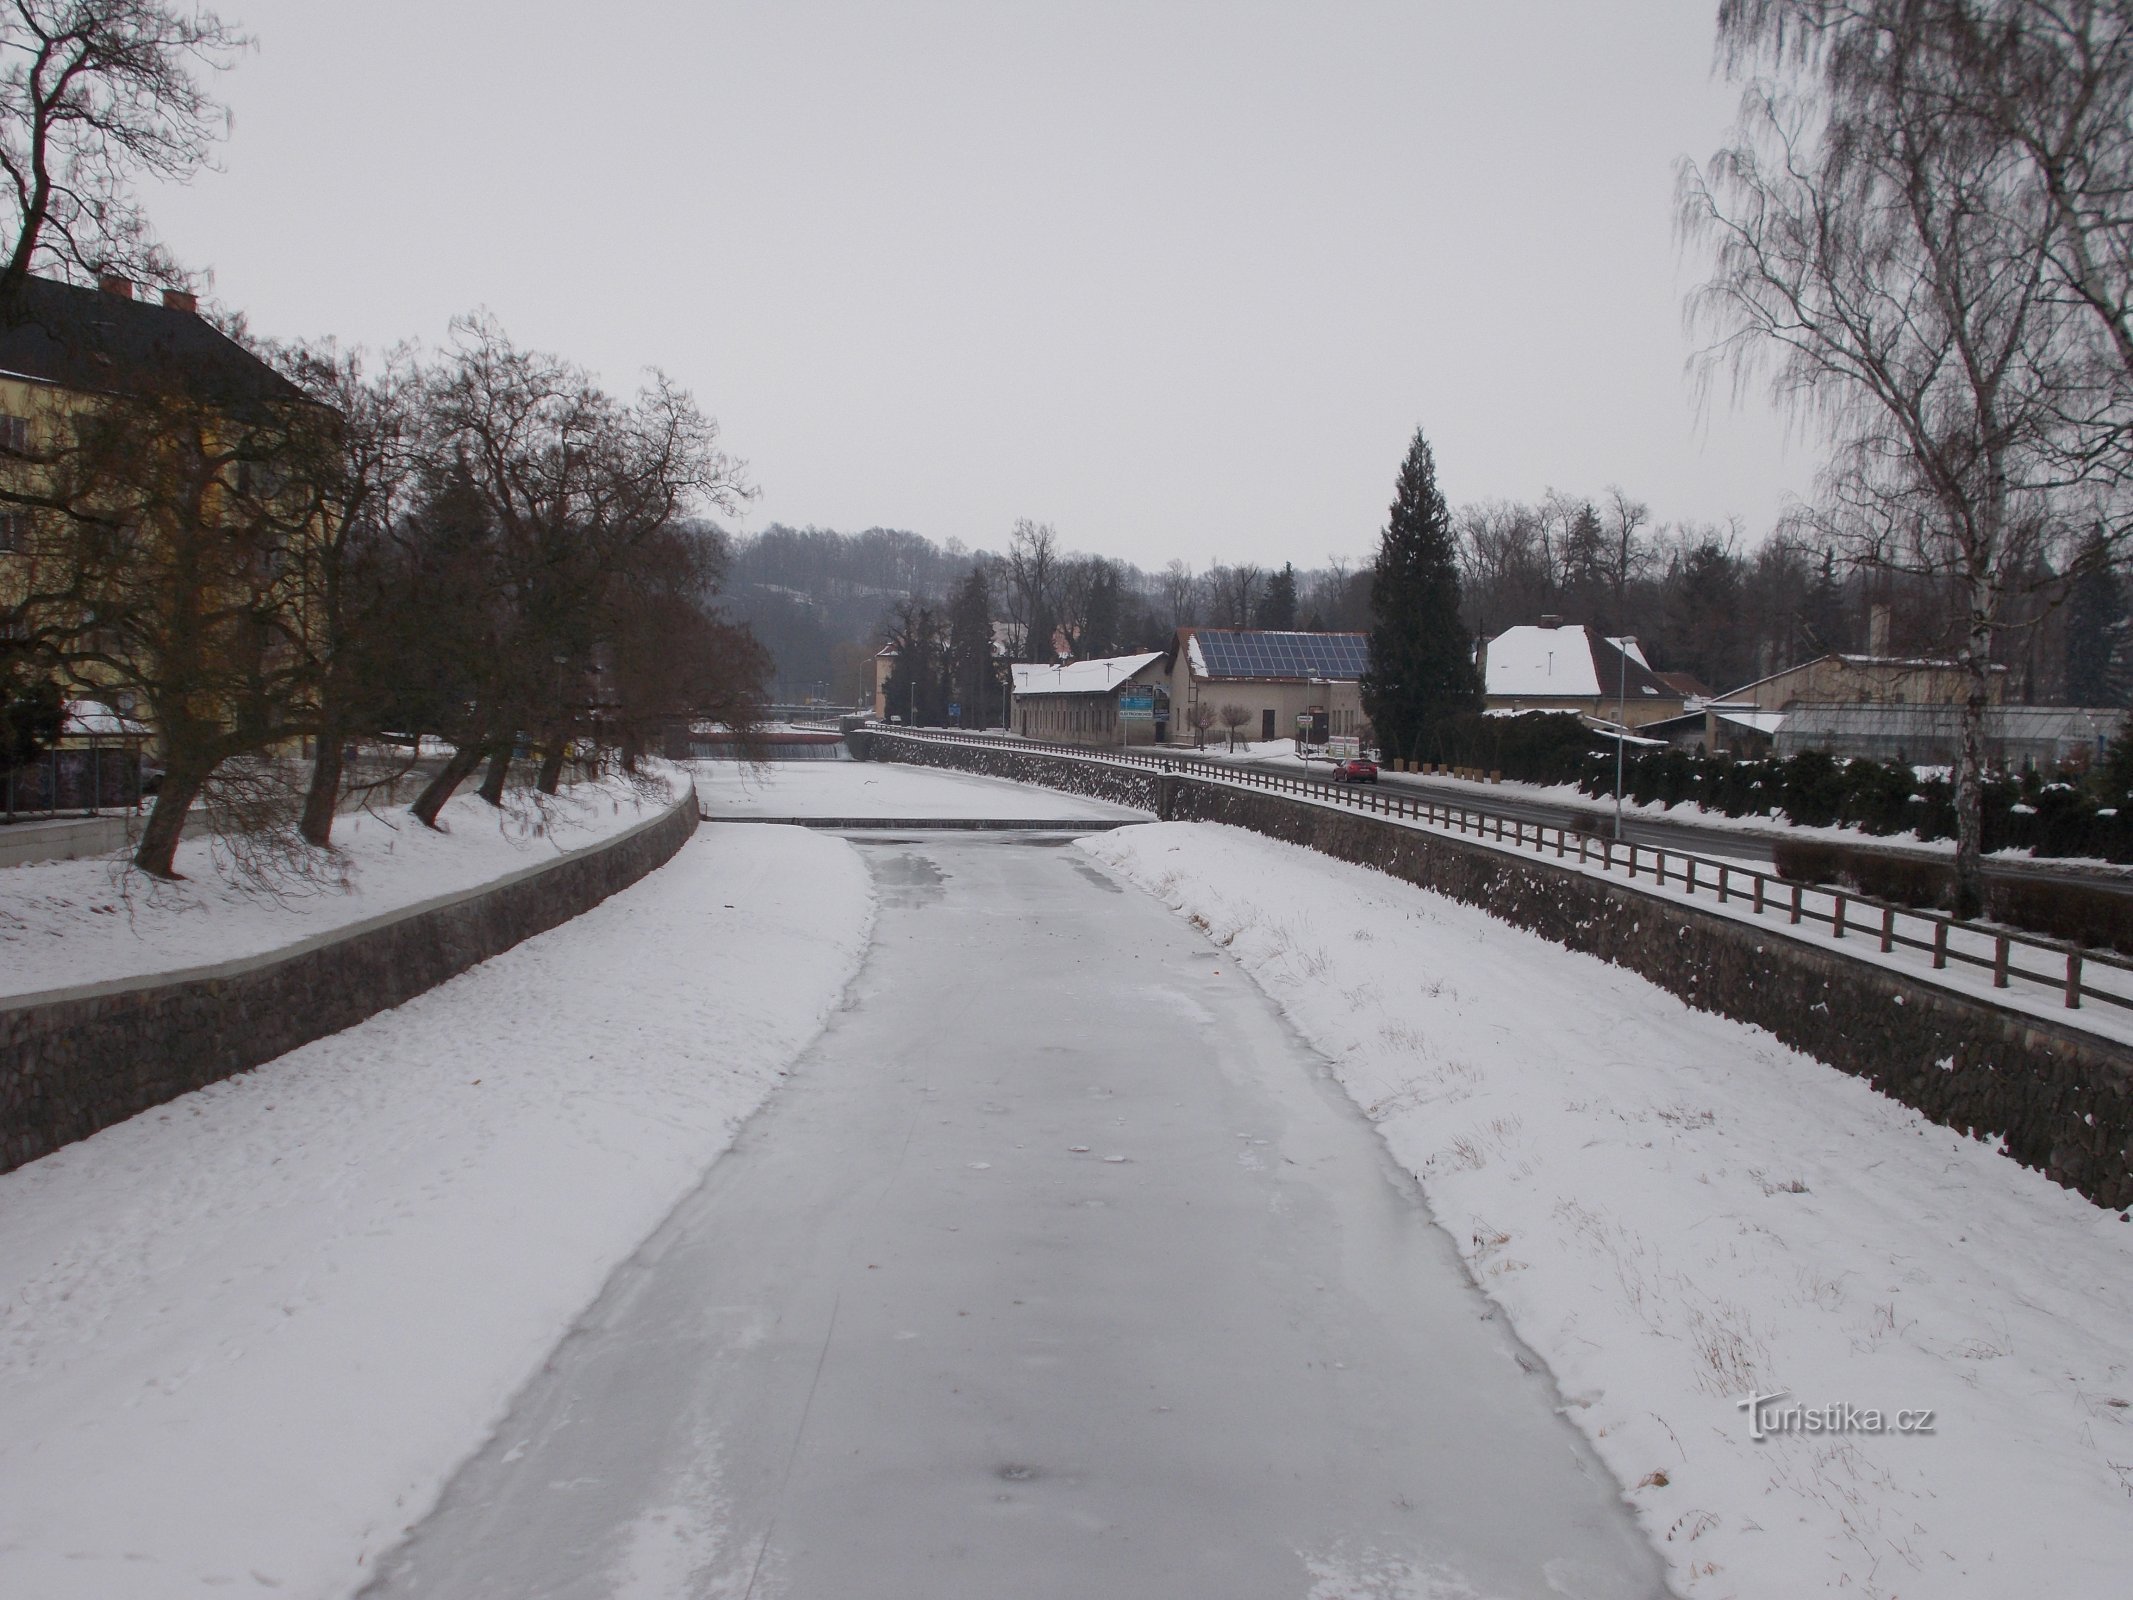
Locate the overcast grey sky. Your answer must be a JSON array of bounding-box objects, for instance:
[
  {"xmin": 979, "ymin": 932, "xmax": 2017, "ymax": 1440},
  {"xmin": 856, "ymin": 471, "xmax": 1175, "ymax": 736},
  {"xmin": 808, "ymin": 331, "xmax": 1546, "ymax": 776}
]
[{"xmin": 141, "ymin": 0, "xmax": 1815, "ymax": 569}]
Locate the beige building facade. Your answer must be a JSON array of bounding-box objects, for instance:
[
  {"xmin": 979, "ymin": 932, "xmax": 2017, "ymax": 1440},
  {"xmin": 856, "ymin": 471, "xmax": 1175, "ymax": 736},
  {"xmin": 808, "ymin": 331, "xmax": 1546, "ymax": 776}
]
[{"xmin": 1164, "ymin": 628, "xmax": 1368, "ymax": 747}]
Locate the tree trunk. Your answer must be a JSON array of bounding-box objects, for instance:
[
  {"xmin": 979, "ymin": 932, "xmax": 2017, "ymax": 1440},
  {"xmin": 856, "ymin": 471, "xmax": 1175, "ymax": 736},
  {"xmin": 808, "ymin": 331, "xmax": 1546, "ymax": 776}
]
[
  {"xmin": 411, "ymin": 741, "xmax": 484, "ymax": 829},
  {"xmin": 535, "ymin": 742, "xmax": 566, "ymax": 794},
  {"xmin": 134, "ymin": 764, "xmax": 209, "ymax": 879},
  {"xmin": 477, "ymin": 743, "xmax": 512, "ymax": 806},
  {"xmin": 300, "ymin": 722, "xmax": 344, "ymax": 848},
  {"xmin": 1953, "ymin": 610, "xmax": 1994, "ymax": 921}
]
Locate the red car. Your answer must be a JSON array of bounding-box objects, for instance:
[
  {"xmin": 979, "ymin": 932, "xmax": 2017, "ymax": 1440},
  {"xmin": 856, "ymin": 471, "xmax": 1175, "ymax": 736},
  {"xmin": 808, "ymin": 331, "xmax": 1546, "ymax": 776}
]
[{"xmin": 1328, "ymin": 757, "xmax": 1378, "ymax": 784}]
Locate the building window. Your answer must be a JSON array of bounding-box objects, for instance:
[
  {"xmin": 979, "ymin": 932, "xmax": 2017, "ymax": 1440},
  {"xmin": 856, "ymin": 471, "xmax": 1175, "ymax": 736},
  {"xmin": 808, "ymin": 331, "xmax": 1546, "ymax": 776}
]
[
  {"xmin": 0, "ymin": 414, "xmax": 27, "ymax": 454},
  {"xmin": 0, "ymin": 510, "xmax": 25, "ymax": 552}
]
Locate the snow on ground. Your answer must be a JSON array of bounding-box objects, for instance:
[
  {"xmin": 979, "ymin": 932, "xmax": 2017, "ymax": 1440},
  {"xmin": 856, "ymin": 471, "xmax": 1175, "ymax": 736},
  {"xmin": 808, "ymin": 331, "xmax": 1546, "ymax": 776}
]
[
  {"xmin": 0, "ymin": 824, "xmax": 874, "ymax": 1600},
  {"xmin": 1086, "ymin": 821, "xmax": 2133, "ymax": 1600},
  {"xmin": 0, "ymin": 766, "xmax": 684, "ymax": 1001},
  {"xmin": 691, "ymin": 756, "xmax": 1149, "ymax": 819}
]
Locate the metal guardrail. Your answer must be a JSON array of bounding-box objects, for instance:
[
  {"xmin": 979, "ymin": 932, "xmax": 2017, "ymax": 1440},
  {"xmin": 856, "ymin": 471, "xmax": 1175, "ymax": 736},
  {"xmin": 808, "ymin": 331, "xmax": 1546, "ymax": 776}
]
[{"xmin": 867, "ymin": 725, "xmax": 2133, "ymax": 1018}]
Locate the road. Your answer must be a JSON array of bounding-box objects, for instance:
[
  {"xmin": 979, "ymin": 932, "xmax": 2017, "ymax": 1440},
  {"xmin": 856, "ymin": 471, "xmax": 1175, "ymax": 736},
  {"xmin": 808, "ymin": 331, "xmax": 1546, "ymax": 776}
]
[{"xmin": 363, "ymin": 829, "xmax": 1664, "ymax": 1600}]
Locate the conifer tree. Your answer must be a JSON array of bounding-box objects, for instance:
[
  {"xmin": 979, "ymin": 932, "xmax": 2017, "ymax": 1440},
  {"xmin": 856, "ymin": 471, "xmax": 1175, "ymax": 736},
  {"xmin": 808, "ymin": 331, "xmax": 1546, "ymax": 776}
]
[
  {"xmin": 1255, "ymin": 563, "xmax": 1299, "ymax": 629},
  {"xmin": 2065, "ymin": 530, "xmax": 2130, "ymax": 709},
  {"xmin": 1361, "ymin": 428, "xmax": 1479, "ymax": 760}
]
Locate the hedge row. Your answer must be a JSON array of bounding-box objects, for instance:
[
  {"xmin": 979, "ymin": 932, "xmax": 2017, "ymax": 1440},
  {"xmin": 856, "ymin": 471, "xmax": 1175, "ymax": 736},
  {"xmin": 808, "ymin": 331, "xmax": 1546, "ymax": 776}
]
[
  {"xmin": 1772, "ymin": 836, "xmax": 2133, "ymax": 954},
  {"xmin": 1574, "ymin": 744, "xmax": 2133, "ymax": 864}
]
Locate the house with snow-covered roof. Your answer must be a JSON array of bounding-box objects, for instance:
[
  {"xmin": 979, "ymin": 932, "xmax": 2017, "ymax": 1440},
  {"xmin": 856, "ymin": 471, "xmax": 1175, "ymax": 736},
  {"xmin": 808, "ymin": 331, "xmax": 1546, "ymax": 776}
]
[
  {"xmin": 1009, "ymin": 651, "xmax": 1169, "ymax": 746},
  {"xmin": 1479, "ymin": 619, "xmax": 1704, "ymax": 730}
]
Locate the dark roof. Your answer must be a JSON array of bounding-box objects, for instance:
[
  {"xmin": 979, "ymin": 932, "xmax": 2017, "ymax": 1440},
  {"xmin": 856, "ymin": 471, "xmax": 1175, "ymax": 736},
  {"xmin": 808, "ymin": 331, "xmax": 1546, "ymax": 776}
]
[
  {"xmin": 1586, "ymin": 631, "xmax": 1683, "ymax": 702},
  {"xmin": 1180, "ymin": 627, "xmax": 1369, "ymax": 681},
  {"xmin": 0, "ymin": 275, "xmax": 305, "ymax": 410},
  {"xmin": 1652, "ymin": 670, "xmax": 1713, "ymax": 699}
]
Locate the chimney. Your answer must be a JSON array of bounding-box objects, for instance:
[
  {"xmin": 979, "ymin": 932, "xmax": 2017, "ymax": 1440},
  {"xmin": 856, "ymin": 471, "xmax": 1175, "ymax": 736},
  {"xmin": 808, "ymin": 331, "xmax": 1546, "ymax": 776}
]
[
  {"xmin": 1538, "ymin": 614, "xmax": 1562, "ymax": 629},
  {"xmin": 160, "ymin": 288, "xmax": 197, "ymax": 313},
  {"xmin": 97, "ymin": 274, "xmax": 134, "ymax": 299},
  {"xmin": 1868, "ymin": 603, "xmax": 1892, "ymax": 656}
]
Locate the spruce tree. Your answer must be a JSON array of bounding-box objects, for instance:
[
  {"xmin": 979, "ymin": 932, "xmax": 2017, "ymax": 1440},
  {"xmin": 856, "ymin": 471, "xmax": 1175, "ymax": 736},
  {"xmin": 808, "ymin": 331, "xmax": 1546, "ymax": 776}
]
[
  {"xmin": 1256, "ymin": 564, "xmax": 1299, "ymax": 629},
  {"xmin": 2065, "ymin": 530, "xmax": 2130, "ymax": 708},
  {"xmin": 1360, "ymin": 428, "xmax": 1479, "ymax": 761}
]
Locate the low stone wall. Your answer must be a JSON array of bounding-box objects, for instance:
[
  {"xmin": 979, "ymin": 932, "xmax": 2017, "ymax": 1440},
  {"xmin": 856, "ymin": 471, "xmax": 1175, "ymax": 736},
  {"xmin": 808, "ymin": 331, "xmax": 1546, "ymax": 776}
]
[
  {"xmin": 0, "ymin": 785, "xmax": 698, "ymax": 1175},
  {"xmin": 863, "ymin": 732, "xmax": 2133, "ymax": 1210},
  {"xmin": 846, "ymin": 728, "xmax": 1162, "ymax": 813}
]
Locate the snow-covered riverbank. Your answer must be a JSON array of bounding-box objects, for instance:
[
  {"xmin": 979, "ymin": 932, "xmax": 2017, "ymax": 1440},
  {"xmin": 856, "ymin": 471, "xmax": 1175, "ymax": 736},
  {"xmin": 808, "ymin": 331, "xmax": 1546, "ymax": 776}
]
[
  {"xmin": 0, "ymin": 824, "xmax": 874, "ymax": 1599},
  {"xmin": 1086, "ymin": 821, "xmax": 2133, "ymax": 1600},
  {"xmin": 1, "ymin": 766, "xmax": 687, "ymax": 1001}
]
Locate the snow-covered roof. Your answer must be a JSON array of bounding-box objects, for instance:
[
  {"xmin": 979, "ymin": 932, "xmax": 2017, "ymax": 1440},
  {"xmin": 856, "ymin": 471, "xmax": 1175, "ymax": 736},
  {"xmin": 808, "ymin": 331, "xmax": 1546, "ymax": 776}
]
[
  {"xmin": 62, "ymin": 699, "xmax": 149, "ymax": 737},
  {"xmin": 1487, "ymin": 625, "xmax": 1602, "ymax": 696},
  {"xmin": 1010, "ymin": 652, "xmax": 1163, "ymax": 698},
  {"xmin": 1484, "ymin": 624, "xmax": 1683, "ymax": 703},
  {"xmin": 1608, "ymin": 636, "xmax": 1649, "ymax": 668},
  {"xmin": 1714, "ymin": 708, "xmax": 1787, "ymax": 735}
]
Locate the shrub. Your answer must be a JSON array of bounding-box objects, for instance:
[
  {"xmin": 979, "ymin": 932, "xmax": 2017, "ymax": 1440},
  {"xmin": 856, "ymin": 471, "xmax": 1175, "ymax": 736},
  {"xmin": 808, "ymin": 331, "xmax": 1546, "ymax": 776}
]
[
  {"xmin": 1770, "ymin": 837, "xmax": 1855, "ymax": 889},
  {"xmin": 1779, "ymin": 749, "xmax": 1848, "ymax": 829},
  {"xmin": 1422, "ymin": 711, "xmax": 1600, "ymax": 787},
  {"xmin": 1985, "ymin": 875, "xmax": 2133, "ymax": 957}
]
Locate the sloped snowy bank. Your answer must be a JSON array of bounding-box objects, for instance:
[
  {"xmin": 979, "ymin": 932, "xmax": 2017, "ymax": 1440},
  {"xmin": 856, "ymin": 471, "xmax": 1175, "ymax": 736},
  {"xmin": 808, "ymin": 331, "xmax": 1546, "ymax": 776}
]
[
  {"xmin": 1, "ymin": 765, "xmax": 687, "ymax": 1001},
  {"xmin": 1085, "ymin": 821, "xmax": 2133, "ymax": 1600},
  {"xmin": 0, "ymin": 824, "xmax": 874, "ymax": 1599}
]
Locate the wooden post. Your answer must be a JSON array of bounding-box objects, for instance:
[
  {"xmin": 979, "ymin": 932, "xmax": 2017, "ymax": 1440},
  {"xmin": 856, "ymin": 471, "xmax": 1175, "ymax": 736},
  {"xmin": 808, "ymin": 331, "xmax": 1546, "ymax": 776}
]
[
  {"xmin": 1717, "ymin": 864, "xmax": 1727, "ymax": 903},
  {"xmin": 1790, "ymin": 882, "xmax": 1802, "ymax": 925},
  {"xmin": 1833, "ymin": 894, "xmax": 1847, "ymax": 939},
  {"xmin": 1752, "ymin": 873, "xmax": 1764, "ymax": 914},
  {"xmin": 2066, "ymin": 945, "xmax": 2084, "ymax": 1008},
  {"xmin": 1933, "ymin": 920, "xmax": 1948, "ymax": 969},
  {"xmin": 1994, "ymin": 935, "xmax": 2010, "ymax": 988},
  {"xmin": 1880, "ymin": 905, "xmax": 1894, "ymax": 954}
]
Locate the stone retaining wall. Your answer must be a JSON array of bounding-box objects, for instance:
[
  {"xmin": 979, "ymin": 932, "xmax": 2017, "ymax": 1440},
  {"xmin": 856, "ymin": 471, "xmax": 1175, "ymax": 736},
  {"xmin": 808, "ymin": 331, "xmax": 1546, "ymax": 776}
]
[
  {"xmin": 861, "ymin": 732, "xmax": 2133, "ymax": 1210},
  {"xmin": 846, "ymin": 728, "xmax": 1162, "ymax": 812},
  {"xmin": 0, "ymin": 786, "xmax": 698, "ymax": 1175}
]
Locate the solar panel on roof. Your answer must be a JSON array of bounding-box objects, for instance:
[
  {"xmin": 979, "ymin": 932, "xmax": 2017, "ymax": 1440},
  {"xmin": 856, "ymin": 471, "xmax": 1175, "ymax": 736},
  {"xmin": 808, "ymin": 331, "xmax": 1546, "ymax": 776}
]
[{"xmin": 1194, "ymin": 631, "xmax": 1367, "ymax": 680}]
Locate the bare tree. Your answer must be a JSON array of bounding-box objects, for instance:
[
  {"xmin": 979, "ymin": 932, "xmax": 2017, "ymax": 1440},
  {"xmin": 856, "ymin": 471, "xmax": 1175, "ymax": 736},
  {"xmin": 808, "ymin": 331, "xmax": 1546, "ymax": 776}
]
[
  {"xmin": 1218, "ymin": 701, "xmax": 1251, "ymax": 751},
  {"xmin": 407, "ymin": 316, "xmax": 752, "ymax": 824},
  {"xmin": 270, "ymin": 341, "xmax": 423, "ymax": 846},
  {"xmin": 0, "ymin": 1, "xmax": 246, "ymax": 317},
  {"xmin": 1602, "ymin": 485, "xmax": 1653, "ymax": 609},
  {"xmin": 1204, "ymin": 563, "xmax": 1263, "ymax": 628},
  {"xmin": 1160, "ymin": 557, "xmax": 1196, "ymax": 630},
  {"xmin": 1719, "ymin": 1, "xmax": 2133, "ymax": 486},
  {"xmin": 1003, "ymin": 516, "xmax": 1058, "ymax": 661},
  {"xmin": 1186, "ymin": 698, "xmax": 1215, "ymax": 748},
  {"xmin": 1683, "ymin": 14, "xmax": 2090, "ymax": 911}
]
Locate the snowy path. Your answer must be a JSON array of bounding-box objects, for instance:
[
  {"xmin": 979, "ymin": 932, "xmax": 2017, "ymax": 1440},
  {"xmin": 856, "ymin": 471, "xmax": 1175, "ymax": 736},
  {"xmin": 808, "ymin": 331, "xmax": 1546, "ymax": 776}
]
[
  {"xmin": 362, "ymin": 832, "xmax": 1664, "ymax": 1600},
  {"xmin": 0, "ymin": 825, "xmax": 873, "ymax": 1600}
]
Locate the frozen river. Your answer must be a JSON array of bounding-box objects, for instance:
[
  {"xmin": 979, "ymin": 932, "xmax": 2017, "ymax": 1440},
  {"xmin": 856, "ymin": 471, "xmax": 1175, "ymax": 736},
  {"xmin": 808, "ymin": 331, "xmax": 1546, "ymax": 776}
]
[{"xmin": 364, "ymin": 829, "xmax": 1663, "ymax": 1599}]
